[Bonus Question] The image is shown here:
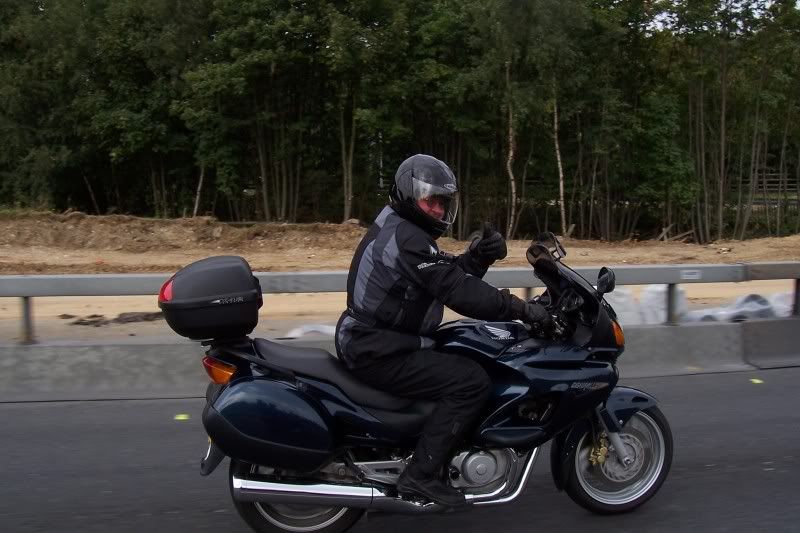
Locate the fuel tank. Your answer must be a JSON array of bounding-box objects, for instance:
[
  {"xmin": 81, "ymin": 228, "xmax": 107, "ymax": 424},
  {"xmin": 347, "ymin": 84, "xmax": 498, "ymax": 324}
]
[
  {"xmin": 203, "ymin": 377, "xmax": 334, "ymax": 472},
  {"xmin": 433, "ymin": 319, "xmax": 529, "ymax": 358}
]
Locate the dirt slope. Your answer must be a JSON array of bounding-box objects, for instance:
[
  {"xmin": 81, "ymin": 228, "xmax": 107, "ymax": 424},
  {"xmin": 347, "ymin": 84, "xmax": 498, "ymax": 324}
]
[{"xmin": 1, "ymin": 211, "xmax": 799, "ymax": 274}]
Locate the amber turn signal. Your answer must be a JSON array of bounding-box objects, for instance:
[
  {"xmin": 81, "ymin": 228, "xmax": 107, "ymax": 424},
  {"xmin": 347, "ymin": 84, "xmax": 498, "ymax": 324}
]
[
  {"xmin": 611, "ymin": 320, "xmax": 625, "ymax": 347},
  {"xmin": 202, "ymin": 356, "xmax": 237, "ymax": 384}
]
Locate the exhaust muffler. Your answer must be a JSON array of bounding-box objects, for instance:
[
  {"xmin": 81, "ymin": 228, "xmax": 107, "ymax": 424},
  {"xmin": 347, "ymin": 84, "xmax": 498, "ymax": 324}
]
[{"xmin": 231, "ymin": 476, "xmax": 445, "ymax": 514}]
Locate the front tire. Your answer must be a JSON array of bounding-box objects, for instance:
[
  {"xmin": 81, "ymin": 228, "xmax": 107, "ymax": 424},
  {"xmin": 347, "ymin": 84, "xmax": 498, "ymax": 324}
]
[
  {"xmin": 229, "ymin": 460, "xmax": 365, "ymax": 533},
  {"xmin": 564, "ymin": 406, "xmax": 673, "ymax": 514}
]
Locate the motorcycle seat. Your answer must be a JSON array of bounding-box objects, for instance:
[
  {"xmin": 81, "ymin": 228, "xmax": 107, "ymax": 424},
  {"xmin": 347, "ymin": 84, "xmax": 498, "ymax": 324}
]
[{"xmin": 253, "ymin": 338, "xmax": 434, "ymax": 416}]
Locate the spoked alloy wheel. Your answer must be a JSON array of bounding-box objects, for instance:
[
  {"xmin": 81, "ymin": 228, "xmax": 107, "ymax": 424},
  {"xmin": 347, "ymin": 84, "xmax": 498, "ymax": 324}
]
[
  {"xmin": 229, "ymin": 461, "xmax": 364, "ymax": 533},
  {"xmin": 565, "ymin": 406, "xmax": 673, "ymax": 514}
]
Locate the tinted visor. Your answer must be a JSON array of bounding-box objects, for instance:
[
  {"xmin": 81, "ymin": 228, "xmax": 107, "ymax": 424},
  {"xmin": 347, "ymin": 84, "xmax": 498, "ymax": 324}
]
[{"xmin": 411, "ymin": 177, "xmax": 458, "ymax": 224}]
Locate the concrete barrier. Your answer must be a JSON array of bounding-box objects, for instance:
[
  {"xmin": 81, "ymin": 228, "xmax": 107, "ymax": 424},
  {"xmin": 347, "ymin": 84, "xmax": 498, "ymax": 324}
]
[
  {"xmin": 2, "ymin": 320, "xmax": 799, "ymax": 402},
  {"xmin": 0, "ymin": 336, "xmax": 336, "ymax": 403},
  {"xmin": 619, "ymin": 322, "xmax": 751, "ymax": 378},
  {"xmin": 741, "ymin": 318, "xmax": 800, "ymax": 369}
]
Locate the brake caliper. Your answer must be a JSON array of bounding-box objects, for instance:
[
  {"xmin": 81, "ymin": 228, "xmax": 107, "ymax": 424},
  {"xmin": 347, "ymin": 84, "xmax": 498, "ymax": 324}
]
[{"xmin": 589, "ymin": 433, "xmax": 610, "ymax": 466}]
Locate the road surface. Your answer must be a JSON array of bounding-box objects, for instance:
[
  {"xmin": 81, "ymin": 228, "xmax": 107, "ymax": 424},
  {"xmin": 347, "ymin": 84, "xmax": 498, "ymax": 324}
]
[{"xmin": 1, "ymin": 368, "xmax": 798, "ymax": 532}]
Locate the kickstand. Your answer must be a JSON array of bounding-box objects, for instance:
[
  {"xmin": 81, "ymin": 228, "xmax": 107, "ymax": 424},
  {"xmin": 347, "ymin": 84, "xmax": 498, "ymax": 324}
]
[{"xmin": 343, "ymin": 451, "xmax": 366, "ymax": 482}]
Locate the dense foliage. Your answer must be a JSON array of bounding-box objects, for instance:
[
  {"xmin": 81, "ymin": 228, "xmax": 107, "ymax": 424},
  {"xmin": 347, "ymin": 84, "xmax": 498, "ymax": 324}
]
[{"xmin": 1, "ymin": 0, "xmax": 799, "ymax": 241}]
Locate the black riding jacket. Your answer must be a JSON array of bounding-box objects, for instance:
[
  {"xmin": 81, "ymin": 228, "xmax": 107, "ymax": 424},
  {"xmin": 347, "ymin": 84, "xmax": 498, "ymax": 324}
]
[{"xmin": 335, "ymin": 206, "xmax": 524, "ymax": 368}]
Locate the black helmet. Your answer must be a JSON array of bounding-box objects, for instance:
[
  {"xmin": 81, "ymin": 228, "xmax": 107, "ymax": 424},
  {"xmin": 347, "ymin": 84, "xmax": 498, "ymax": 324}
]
[{"xmin": 389, "ymin": 154, "xmax": 459, "ymax": 238}]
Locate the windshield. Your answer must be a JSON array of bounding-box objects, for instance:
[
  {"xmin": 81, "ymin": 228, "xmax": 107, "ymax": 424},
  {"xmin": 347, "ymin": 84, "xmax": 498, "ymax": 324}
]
[{"xmin": 532, "ymin": 252, "xmax": 601, "ymax": 318}]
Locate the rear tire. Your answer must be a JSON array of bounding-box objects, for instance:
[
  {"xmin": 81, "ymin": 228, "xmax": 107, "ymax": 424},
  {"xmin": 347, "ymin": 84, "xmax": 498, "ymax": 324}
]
[
  {"xmin": 229, "ymin": 461, "xmax": 365, "ymax": 533},
  {"xmin": 564, "ymin": 406, "xmax": 673, "ymax": 514}
]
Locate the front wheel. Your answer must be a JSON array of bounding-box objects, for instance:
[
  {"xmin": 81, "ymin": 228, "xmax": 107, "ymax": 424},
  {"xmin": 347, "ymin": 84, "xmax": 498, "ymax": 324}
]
[
  {"xmin": 229, "ymin": 460, "xmax": 365, "ymax": 533},
  {"xmin": 564, "ymin": 406, "xmax": 673, "ymax": 514}
]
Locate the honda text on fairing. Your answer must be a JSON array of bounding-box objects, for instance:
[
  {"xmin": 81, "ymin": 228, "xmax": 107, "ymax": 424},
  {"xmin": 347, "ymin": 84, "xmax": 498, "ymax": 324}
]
[{"xmin": 158, "ymin": 233, "xmax": 673, "ymax": 533}]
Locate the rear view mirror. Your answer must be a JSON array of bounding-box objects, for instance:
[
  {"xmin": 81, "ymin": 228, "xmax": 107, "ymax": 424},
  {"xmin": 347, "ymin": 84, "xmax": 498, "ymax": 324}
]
[
  {"xmin": 597, "ymin": 267, "xmax": 616, "ymax": 295},
  {"xmin": 536, "ymin": 232, "xmax": 567, "ymax": 260},
  {"xmin": 527, "ymin": 243, "xmax": 558, "ymax": 277}
]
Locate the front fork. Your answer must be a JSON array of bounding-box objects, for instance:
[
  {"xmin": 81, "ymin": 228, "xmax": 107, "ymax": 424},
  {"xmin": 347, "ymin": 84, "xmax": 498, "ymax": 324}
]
[{"xmin": 595, "ymin": 407, "xmax": 634, "ymax": 467}]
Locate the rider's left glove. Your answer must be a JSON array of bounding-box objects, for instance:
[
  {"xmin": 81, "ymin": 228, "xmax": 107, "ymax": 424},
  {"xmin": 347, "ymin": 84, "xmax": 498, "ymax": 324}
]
[{"xmin": 469, "ymin": 222, "xmax": 507, "ymax": 268}]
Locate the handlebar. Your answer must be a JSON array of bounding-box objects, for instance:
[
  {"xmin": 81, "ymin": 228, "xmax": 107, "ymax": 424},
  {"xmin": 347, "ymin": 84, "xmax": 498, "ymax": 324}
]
[{"xmin": 524, "ymin": 309, "xmax": 568, "ymax": 341}]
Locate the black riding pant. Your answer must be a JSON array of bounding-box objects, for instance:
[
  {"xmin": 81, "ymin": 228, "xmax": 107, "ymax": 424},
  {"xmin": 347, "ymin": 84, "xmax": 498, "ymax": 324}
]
[{"xmin": 350, "ymin": 350, "xmax": 491, "ymax": 479}]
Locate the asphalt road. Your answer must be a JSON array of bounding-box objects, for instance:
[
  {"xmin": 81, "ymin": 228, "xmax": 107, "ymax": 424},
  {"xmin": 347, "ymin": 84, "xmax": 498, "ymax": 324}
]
[{"xmin": 2, "ymin": 368, "xmax": 799, "ymax": 533}]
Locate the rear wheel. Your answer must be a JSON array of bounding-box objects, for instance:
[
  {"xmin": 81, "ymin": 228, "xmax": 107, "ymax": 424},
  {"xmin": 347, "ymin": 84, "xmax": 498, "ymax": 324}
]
[
  {"xmin": 229, "ymin": 460, "xmax": 365, "ymax": 533},
  {"xmin": 564, "ymin": 407, "xmax": 673, "ymax": 514}
]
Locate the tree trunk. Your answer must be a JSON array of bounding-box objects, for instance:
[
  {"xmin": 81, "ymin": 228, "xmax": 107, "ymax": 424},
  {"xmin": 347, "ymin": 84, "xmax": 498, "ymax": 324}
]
[
  {"xmin": 210, "ymin": 191, "xmax": 218, "ymax": 218},
  {"xmin": 271, "ymin": 127, "xmax": 281, "ymax": 218},
  {"xmin": 254, "ymin": 117, "xmax": 272, "ymax": 221},
  {"xmin": 347, "ymin": 102, "xmax": 356, "ymax": 219},
  {"xmin": 717, "ymin": 39, "xmax": 728, "ymax": 240},
  {"xmin": 739, "ymin": 130, "xmax": 761, "ymax": 240},
  {"xmin": 761, "ymin": 132, "xmax": 771, "ymax": 236},
  {"xmin": 795, "ymin": 145, "xmax": 800, "ymax": 234},
  {"xmin": 696, "ymin": 200, "xmax": 704, "ymax": 243},
  {"xmin": 588, "ymin": 154, "xmax": 598, "ymax": 240},
  {"xmin": 732, "ymin": 121, "xmax": 747, "ymax": 239},
  {"xmin": 82, "ymin": 172, "xmax": 101, "ymax": 215},
  {"xmin": 281, "ymin": 154, "xmax": 288, "ymax": 221},
  {"xmin": 159, "ymin": 157, "xmax": 169, "ymax": 218},
  {"xmin": 339, "ymin": 87, "xmax": 356, "ymax": 222},
  {"xmin": 553, "ymin": 79, "xmax": 567, "ymax": 236},
  {"xmin": 150, "ymin": 165, "xmax": 161, "ymax": 218},
  {"xmin": 698, "ymin": 82, "xmax": 710, "ymax": 242},
  {"xmin": 455, "ymin": 135, "xmax": 465, "ymax": 239},
  {"xmin": 512, "ymin": 136, "xmax": 535, "ymax": 237},
  {"xmin": 776, "ymin": 108, "xmax": 791, "ymax": 236},
  {"xmin": 192, "ymin": 165, "xmax": 205, "ymax": 217},
  {"xmin": 574, "ymin": 114, "xmax": 584, "ymax": 238},
  {"xmin": 738, "ymin": 67, "xmax": 766, "ymax": 239},
  {"xmin": 460, "ymin": 149, "xmax": 472, "ymax": 239},
  {"xmin": 504, "ymin": 61, "xmax": 517, "ymax": 238},
  {"xmin": 604, "ymin": 156, "xmax": 611, "ymax": 240},
  {"xmin": 293, "ymin": 100, "xmax": 305, "ymax": 222}
]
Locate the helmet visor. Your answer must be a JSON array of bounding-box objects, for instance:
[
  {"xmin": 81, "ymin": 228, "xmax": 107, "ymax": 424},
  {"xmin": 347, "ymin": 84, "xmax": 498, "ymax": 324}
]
[{"xmin": 411, "ymin": 177, "xmax": 459, "ymax": 225}]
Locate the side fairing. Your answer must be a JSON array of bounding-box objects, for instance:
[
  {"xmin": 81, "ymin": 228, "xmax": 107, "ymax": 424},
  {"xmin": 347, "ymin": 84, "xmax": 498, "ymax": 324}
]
[{"xmin": 434, "ymin": 321, "xmax": 618, "ymax": 449}]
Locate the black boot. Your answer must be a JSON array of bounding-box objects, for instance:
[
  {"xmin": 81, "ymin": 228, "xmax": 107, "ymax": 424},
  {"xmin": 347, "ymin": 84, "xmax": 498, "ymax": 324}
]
[{"xmin": 396, "ymin": 468, "xmax": 466, "ymax": 507}]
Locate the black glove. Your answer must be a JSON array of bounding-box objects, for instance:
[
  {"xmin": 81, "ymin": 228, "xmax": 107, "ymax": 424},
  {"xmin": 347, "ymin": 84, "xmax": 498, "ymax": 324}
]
[
  {"xmin": 523, "ymin": 301, "xmax": 551, "ymax": 326},
  {"xmin": 469, "ymin": 222, "xmax": 507, "ymax": 268}
]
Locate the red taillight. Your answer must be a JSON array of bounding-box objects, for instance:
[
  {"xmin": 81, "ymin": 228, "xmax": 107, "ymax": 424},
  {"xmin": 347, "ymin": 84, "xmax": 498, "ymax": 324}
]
[
  {"xmin": 158, "ymin": 278, "xmax": 174, "ymax": 303},
  {"xmin": 202, "ymin": 356, "xmax": 237, "ymax": 384}
]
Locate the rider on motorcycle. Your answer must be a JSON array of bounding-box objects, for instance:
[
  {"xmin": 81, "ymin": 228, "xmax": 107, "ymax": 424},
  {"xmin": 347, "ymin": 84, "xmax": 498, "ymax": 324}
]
[{"xmin": 335, "ymin": 154, "xmax": 551, "ymax": 507}]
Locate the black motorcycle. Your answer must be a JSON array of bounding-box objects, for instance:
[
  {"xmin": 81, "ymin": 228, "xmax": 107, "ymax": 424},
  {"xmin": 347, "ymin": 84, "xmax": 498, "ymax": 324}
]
[{"xmin": 158, "ymin": 233, "xmax": 672, "ymax": 533}]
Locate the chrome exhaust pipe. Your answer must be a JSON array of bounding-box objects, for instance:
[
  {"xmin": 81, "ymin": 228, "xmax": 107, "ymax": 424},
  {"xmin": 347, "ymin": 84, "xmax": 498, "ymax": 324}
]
[
  {"xmin": 231, "ymin": 448, "xmax": 538, "ymax": 514},
  {"xmin": 232, "ymin": 477, "xmax": 376, "ymax": 508},
  {"xmin": 231, "ymin": 476, "xmax": 445, "ymax": 514}
]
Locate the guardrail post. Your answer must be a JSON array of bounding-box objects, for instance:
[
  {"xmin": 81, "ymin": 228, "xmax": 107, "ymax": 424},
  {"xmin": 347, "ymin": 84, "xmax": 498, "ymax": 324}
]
[
  {"xmin": 20, "ymin": 296, "xmax": 35, "ymax": 345},
  {"xmin": 793, "ymin": 279, "xmax": 800, "ymax": 317},
  {"xmin": 524, "ymin": 287, "xmax": 533, "ymax": 301},
  {"xmin": 666, "ymin": 284, "xmax": 678, "ymax": 325}
]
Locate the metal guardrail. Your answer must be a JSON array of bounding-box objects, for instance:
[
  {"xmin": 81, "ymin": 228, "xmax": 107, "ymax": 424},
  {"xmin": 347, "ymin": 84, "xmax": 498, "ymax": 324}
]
[{"xmin": 2, "ymin": 263, "xmax": 799, "ymax": 344}]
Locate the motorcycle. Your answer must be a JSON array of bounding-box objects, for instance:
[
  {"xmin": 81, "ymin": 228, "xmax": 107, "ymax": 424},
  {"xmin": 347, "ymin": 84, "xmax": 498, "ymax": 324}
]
[{"xmin": 158, "ymin": 233, "xmax": 673, "ymax": 533}]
